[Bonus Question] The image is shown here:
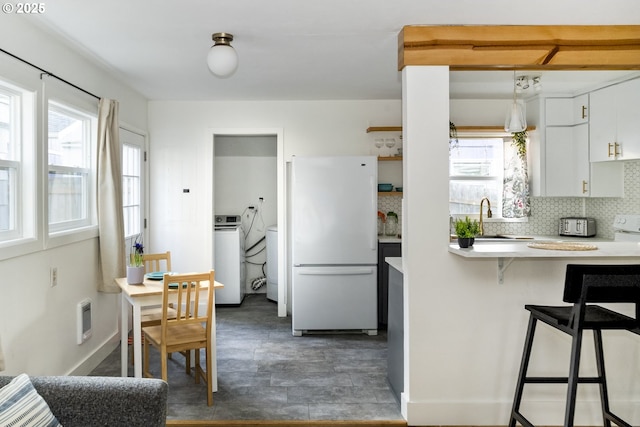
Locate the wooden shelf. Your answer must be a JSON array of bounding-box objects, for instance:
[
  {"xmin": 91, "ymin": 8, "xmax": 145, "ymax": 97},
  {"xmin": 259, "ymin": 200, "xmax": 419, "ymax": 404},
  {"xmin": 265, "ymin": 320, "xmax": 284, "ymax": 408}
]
[
  {"xmin": 368, "ymin": 125, "xmax": 535, "ymax": 133},
  {"xmin": 367, "ymin": 126, "xmax": 402, "ymax": 133},
  {"xmin": 378, "ymin": 191, "xmax": 403, "ymax": 196},
  {"xmin": 378, "ymin": 156, "xmax": 402, "ymax": 161}
]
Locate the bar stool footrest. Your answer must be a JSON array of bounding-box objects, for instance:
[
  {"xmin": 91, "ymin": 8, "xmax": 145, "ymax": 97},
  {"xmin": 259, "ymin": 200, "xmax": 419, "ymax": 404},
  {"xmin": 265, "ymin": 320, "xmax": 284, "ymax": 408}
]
[{"xmin": 524, "ymin": 376, "xmax": 603, "ymax": 384}]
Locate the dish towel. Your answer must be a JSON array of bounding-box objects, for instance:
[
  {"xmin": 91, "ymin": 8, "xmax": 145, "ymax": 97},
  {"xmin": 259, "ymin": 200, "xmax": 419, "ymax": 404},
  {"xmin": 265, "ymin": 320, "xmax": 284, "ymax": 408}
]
[{"xmin": 0, "ymin": 336, "xmax": 4, "ymax": 371}]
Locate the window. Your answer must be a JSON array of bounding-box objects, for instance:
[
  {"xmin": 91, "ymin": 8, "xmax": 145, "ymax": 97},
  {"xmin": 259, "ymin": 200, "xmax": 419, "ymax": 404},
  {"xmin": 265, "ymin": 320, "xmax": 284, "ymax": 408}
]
[
  {"xmin": 449, "ymin": 137, "xmax": 504, "ymax": 217},
  {"xmin": 48, "ymin": 101, "xmax": 96, "ymax": 233},
  {"xmin": 122, "ymin": 143, "xmax": 141, "ymax": 238},
  {"xmin": 0, "ymin": 79, "xmax": 34, "ymax": 244},
  {"xmin": 121, "ymin": 128, "xmax": 145, "ymax": 256}
]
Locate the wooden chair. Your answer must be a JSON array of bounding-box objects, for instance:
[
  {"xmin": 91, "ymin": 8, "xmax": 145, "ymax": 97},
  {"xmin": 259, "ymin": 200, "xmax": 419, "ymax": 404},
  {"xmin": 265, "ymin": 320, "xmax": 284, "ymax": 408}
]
[
  {"xmin": 509, "ymin": 264, "xmax": 640, "ymax": 427},
  {"xmin": 140, "ymin": 251, "xmax": 174, "ymax": 326},
  {"xmin": 142, "ymin": 270, "xmax": 215, "ymax": 406}
]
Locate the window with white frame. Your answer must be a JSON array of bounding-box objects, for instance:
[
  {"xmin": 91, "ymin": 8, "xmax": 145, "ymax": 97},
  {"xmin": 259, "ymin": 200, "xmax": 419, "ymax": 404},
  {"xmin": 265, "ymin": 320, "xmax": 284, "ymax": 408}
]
[
  {"xmin": 122, "ymin": 142, "xmax": 142, "ymax": 238},
  {"xmin": 48, "ymin": 101, "xmax": 96, "ymax": 233},
  {"xmin": 0, "ymin": 79, "xmax": 34, "ymax": 243},
  {"xmin": 449, "ymin": 137, "xmax": 505, "ymax": 217}
]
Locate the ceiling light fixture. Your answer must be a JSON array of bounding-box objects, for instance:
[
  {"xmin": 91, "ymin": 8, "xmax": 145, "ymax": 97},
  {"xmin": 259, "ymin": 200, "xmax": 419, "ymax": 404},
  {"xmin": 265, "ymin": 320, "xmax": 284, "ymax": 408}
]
[
  {"xmin": 505, "ymin": 71, "xmax": 527, "ymax": 133},
  {"xmin": 532, "ymin": 76, "xmax": 542, "ymax": 92},
  {"xmin": 515, "ymin": 75, "xmax": 529, "ymax": 93},
  {"xmin": 207, "ymin": 32, "xmax": 238, "ymax": 78}
]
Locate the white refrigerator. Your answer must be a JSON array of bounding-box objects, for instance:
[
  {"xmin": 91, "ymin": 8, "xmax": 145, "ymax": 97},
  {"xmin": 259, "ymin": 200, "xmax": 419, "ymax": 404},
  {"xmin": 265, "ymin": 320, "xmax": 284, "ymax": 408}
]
[{"xmin": 291, "ymin": 156, "xmax": 378, "ymax": 336}]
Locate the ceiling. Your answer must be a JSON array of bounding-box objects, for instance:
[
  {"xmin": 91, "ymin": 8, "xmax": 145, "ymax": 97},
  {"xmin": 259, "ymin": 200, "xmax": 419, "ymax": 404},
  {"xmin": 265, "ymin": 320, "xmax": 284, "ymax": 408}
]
[{"xmin": 30, "ymin": 0, "xmax": 640, "ymax": 102}]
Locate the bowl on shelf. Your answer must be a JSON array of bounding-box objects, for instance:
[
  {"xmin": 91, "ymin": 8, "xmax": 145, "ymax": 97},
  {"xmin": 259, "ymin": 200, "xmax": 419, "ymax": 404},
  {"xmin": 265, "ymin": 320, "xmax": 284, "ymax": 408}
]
[
  {"xmin": 378, "ymin": 183, "xmax": 393, "ymax": 192},
  {"xmin": 395, "ymin": 186, "xmax": 403, "ymax": 192}
]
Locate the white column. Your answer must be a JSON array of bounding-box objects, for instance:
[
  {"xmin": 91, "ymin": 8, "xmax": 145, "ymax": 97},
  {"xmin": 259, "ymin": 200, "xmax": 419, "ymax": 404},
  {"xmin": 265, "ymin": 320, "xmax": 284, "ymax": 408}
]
[{"xmin": 401, "ymin": 66, "xmax": 450, "ymax": 423}]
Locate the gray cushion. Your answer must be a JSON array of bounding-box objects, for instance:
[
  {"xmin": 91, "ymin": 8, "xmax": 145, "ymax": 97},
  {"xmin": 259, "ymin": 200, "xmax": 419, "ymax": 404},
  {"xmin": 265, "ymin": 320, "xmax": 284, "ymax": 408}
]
[{"xmin": 0, "ymin": 375, "xmax": 168, "ymax": 427}]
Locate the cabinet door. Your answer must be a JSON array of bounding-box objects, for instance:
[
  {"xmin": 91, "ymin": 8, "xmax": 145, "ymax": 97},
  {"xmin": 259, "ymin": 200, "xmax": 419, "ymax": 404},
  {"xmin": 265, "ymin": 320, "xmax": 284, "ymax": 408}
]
[
  {"xmin": 545, "ymin": 125, "xmax": 589, "ymax": 197},
  {"xmin": 589, "ymin": 84, "xmax": 618, "ymax": 162},
  {"xmin": 573, "ymin": 94, "xmax": 589, "ymax": 125},
  {"xmin": 545, "ymin": 127, "xmax": 575, "ymax": 196},
  {"xmin": 546, "ymin": 98, "xmax": 574, "ymax": 126},
  {"xmin": 616, "ymin": 78, "xmax": 640, "ymax": 160},
  {"xmin": 590, "ymin": 78, "xmax": 640, "ymax": 161}
]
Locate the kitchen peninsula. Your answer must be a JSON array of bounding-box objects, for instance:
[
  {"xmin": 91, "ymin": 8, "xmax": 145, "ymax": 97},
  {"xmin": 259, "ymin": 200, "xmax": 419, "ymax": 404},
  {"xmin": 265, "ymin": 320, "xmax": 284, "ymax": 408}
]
[
  {"xmin": 449, "ymin": 240, "xmax": 640, "ymax": 283},
  {"xmin": 449, "ymin": 240, "xmax": 640, "ymax": 258}
]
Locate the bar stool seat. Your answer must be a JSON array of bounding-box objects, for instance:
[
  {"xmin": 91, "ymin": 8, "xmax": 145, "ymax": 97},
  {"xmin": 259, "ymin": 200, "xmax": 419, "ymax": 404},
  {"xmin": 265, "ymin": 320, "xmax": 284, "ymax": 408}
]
[{"xmin": 509, "ymin": 264, "xmax": 640, "ymax": 427}]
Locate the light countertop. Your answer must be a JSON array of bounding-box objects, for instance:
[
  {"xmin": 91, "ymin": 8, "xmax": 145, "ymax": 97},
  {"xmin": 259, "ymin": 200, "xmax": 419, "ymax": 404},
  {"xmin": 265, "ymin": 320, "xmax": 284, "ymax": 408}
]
[
  {"xmin": 385, "ymin": 257, "xmax": 404, "ymax": 273},
  {"xmin": 379, "ymin": 237, "xmax": 401, "ymax": 243},
  {"xmin": 449, "ymin": 240, "xmax": 640, "ymax": 258}
]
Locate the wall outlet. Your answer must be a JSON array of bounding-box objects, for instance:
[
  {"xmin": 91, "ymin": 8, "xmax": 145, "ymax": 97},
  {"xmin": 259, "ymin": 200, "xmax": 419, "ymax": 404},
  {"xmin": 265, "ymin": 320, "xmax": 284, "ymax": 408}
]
[{"xmin": 50, "ymin": 267, "xmax": 58, "ymax": 287}]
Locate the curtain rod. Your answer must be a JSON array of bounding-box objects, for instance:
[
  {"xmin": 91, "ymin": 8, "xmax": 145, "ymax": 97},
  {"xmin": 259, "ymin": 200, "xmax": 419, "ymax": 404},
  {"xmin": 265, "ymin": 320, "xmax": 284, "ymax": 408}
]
[{"xmin": 0, "ymin": 47, "xmax": 101, "ymax": 101}]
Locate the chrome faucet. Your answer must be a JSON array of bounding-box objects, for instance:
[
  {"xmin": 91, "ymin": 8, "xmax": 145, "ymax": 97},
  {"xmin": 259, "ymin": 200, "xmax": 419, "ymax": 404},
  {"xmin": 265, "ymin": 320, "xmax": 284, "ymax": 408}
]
[{"xmin": 479, "ymin": 197, "xmax": 492, "ymax": 236}]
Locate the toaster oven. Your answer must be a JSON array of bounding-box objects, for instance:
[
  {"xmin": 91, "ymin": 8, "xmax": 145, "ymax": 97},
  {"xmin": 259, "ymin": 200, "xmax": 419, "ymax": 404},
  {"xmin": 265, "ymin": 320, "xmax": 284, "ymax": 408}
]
[{"xmin": 559, "ymin": 217, "xmax": 596, "ymax": 237}]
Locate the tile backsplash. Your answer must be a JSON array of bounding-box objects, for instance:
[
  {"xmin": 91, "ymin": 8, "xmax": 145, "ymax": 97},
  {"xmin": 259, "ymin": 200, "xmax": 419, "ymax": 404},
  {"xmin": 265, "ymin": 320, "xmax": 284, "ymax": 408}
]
[
  {"xmin": 482, "ymin": 160, "xmax": 640, "ymax": 239},
  {"xmin": 378, "ymin": 195, "xmax": 402, "ymax": 231}
]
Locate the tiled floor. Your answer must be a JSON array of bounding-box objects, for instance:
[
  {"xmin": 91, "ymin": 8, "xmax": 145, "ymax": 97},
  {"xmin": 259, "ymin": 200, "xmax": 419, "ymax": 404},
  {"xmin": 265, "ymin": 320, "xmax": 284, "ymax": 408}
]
[{"xmin": 90, "ymin": 294, "xmax": 404, "ymax": 422}]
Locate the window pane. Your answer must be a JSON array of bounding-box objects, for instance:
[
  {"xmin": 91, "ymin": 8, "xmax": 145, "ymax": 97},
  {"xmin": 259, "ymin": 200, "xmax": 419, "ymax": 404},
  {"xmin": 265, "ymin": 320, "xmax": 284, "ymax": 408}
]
[
  {"xmin": 0, "ymin": 167, "xmax": 14, "ymax": 231},
  {"xmin": 450, "ymin": 179, "xmax": 501, "ymax": 215},
  {"xmin": 48, "ymin": 108, "xmax": 88, "ymax": 168},
  {"xmin": 449, "ymin": 139, "xmax": 503, "ymax": 177},
  {"xmin": 449, "ymin": 138, "xmax": 504, "ymax": 216},
  {"xmin": 48, "ymin": 101, "xmax": 93, "ymax": 232},
  {"xmin": 48, "ymin": 171, "xmax": 86, "ymax": 224},
  {"xmin": 0, "ymin": 92, "xmax": 15, "ymax": 161},
  {"xmin": 0, "ymin": 86, "xmax": 20, "ymax": 237},
  {"xmin": 122, "ymin": 143, "xmax": 141, "ymax": 238}
]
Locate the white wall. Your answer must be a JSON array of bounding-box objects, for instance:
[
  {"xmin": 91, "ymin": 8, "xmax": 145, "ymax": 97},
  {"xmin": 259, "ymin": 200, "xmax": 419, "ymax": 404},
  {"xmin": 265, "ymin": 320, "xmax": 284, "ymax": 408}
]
[
  {"xmin": 147, "ymin": 99, "xmax": 402, "ymax": 278},
  {"xmin": 0, "ymin": 16, "xmax": 148, "ymax": 375}
]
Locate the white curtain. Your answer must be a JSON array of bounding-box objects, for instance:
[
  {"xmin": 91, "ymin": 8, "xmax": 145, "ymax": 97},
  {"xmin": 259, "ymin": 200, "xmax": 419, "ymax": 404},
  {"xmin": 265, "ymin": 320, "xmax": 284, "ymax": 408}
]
[
  {"xmin": 97, "ymin": 99, "xmax": 125, "ymax": 293},
  {"xmin": 502, "ymin": 138, "xmax": 530, "ymax": 218},
  {"xmin": 0, "ymin": 336, "xmax": 4, "ymax": 371}
]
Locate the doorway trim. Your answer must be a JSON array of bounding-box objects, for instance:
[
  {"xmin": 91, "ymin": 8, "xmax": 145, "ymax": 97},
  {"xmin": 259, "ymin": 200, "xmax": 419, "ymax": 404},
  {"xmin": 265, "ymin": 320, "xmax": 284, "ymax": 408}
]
[{"xmin": 209, "ymin": 127, "xmax": 286, "ymax": 317}]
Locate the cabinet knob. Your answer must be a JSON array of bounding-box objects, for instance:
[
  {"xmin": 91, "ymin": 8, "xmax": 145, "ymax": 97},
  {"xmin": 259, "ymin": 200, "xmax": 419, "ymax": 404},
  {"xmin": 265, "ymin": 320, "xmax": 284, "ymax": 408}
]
[
  {"xmin": 614, "ymin": 142, "xmax": 621, "ymax": 157},
  {"xmin": 608, "ymin": 143, "xmax": 615, "ymax": 157},
  {"xmin": 582, "ymin": 180, "xmax": 588, "ymax": 194},
  {"xmin": 581, "ymin": 105, "xmax": 587, "ymax": 119}
]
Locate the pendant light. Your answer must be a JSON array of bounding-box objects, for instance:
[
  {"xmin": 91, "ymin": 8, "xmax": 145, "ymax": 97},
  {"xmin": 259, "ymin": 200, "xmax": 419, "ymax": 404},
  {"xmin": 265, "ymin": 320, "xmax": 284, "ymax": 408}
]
[
  {"xmin": 504, "ymin": 71, "xmax": 527, "ymax": 133},
  {"xmin": 207, "ymin": 33, "xmax": 238, "ymax": 78}
]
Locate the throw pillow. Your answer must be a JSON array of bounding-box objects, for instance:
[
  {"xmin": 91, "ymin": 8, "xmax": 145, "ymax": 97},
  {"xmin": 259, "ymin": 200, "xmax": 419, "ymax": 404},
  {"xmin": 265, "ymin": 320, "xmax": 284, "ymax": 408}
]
[{"xmin": 0, "ymin": 374, "xmax": 61, "ymax": 427}]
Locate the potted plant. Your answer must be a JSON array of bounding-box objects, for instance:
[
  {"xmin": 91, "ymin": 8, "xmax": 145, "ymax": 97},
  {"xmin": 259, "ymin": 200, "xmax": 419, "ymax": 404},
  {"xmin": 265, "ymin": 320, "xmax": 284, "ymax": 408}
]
[
  {"xmin": 454, "ymin": 216, "xmax": 479, "ymax": 248},
  {"xmin": 126, "ymin": 234, "xmax": 145, "ymax": 285}
]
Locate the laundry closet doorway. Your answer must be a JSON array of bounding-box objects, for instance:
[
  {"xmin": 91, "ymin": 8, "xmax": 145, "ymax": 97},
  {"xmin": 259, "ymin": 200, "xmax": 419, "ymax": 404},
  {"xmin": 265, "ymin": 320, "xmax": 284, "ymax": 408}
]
[{"xmin": 211, "ymin": 129, "xmax": 286, "ymax": 317}]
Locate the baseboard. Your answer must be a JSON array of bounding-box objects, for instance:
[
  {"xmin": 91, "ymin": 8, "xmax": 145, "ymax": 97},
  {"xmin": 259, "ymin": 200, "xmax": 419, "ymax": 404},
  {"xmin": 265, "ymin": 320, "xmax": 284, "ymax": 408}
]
[
  {"xmin": 68, "ymin": 332, "xmax": 119, "ymax": 376},
  {"xmin": 166, "ymin": 421, "xmax": 407, "ymax": 427}
]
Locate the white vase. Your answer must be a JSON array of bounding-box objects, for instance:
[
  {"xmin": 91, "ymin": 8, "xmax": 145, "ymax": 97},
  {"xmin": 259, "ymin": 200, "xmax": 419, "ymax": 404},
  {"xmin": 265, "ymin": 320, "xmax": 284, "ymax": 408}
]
[{"xmin": 126, "ymin": 266, "xmax": 145, "ymax": 285}]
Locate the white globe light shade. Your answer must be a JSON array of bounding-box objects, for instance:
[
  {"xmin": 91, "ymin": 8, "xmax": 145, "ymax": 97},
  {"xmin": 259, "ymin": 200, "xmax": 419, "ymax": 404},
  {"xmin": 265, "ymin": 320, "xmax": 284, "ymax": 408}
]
[{"xmin": 207, "ymin": 44, "xmax": 238, "ymax": 78}]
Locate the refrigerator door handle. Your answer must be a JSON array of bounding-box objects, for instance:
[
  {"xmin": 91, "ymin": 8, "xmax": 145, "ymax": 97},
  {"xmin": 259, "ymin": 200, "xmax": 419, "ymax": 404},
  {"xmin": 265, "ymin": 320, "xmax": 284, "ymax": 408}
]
[
  {"xmin": 370, "ymin": 174, "xmax": 376, "ymax": 251},
  {"xmin": 298, "ymin": 267, "xmax": 375, "ymax": 276}
]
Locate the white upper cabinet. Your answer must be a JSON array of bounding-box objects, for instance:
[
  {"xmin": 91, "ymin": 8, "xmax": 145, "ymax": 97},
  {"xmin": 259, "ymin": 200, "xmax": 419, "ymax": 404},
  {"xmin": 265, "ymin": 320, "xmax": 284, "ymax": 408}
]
[
  {"xmin": 545, "ymin": 94, "xmax": 588, "ymax": 126},
  {"xmin": 538, "ymin": 95, "xmax": 623, "ymax": 198},
  {"xmin": 573, "ymin": 94, "xmax": 589, "ymax": 125},
  {"xmin": 590, "ymin": 78, "xmax": 640, "ymax": 161}
]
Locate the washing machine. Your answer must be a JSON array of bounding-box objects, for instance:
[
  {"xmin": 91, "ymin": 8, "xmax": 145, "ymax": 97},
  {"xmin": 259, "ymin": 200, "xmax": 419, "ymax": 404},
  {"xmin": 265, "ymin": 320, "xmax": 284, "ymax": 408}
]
[
  {"xmin": 214, "ymin": 215, "xmax": 246, "ymax": 305},
  {"xmin": 266, "ymin": 224, "xmax": 278, "ymax": 302}
]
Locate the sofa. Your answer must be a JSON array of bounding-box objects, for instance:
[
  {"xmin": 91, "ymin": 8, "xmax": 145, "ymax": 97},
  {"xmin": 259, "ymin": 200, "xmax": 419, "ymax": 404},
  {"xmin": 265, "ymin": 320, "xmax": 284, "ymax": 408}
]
[{"xmin": 0, "ymin": 375, "xmax": 168, "ymax": 427}]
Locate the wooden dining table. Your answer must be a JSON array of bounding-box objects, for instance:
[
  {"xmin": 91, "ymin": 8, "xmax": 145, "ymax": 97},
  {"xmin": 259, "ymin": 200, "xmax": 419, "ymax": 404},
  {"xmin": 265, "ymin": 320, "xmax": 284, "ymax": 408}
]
[{"xmin": 115, "ymin": 275, "xmax": 224, "ymax": 392}]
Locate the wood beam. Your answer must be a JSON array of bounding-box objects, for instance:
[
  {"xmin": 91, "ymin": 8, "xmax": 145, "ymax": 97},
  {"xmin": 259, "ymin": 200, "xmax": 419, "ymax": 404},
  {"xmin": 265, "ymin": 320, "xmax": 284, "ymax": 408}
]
[{"xmin": 398, "ymin": 25, "xmax": 640, "ymax": 70}]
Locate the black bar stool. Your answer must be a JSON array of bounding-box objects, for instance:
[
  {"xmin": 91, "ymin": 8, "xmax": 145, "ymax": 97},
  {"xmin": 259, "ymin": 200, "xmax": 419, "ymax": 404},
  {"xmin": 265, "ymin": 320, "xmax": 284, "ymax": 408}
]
[{"xmin": 509, "ymin": 264, "xmax": 640, "ymax": 427}]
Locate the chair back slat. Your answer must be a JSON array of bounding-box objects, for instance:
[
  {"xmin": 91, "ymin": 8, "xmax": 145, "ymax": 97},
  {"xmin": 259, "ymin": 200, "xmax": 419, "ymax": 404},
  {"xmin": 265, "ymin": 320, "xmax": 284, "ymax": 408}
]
[
  {"xmin": 143, "ymin": 251, "xmax": 172, "ymax": 273},
  {"xmin": 162, "ymin": 271, "xmax": 215, "ymax": 335},
  {"xmin": 563, "ymin": 264, "xmax": 640, "ymax": 304}
]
